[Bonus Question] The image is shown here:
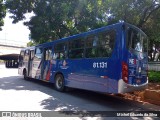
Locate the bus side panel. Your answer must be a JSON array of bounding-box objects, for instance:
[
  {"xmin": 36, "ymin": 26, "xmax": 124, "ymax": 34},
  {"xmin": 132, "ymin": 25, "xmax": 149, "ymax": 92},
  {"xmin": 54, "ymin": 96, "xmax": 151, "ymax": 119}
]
[
  {"xmin": 18, "ymin": 66, "xmax": 25, "ymax": 75},
  {"xmin": 65, "ymin": 25, "xmax": 122, "ymax": 93},
  {"xmin": 18, "ymin": 60, "xmax": 29, "ymax": 77},
  {"xmin": 18, "ymin": 50, "xmax": 30, "ymax": 77},
  {"xmin": 18, "ymin": 59, "xmax": 24, "ymax": 75},
  {"xmin": 80, "ymin": 26, "xmax": 122, "ymax": 93},
  {"xmin": 59, "ymin": 59, "xmax": 85, "ymax": 89},
  {"xmin": 57, "ymin": 58, "xmax": 115, "ymax": 92},
  {"xmin": 47, "ymin": 59, "xmax": 74, "ymax": 86},
  {"xmin": 84, "ymin": 58, "xmax": 109, "ymax": 92},
  {"xmin": 41, "ymin": 60, "xmax": 51, "ymax": 81},
  {"xmin": 32, "ymin": 60, "xmax": 42, "ymax": 79},
  {"xmin": 63, "ymin": 58, "xmax": 120, "ymax": 93},
  {"xmin": 82, "ymin": 58, "xmax": 120, "ymax": 93}
]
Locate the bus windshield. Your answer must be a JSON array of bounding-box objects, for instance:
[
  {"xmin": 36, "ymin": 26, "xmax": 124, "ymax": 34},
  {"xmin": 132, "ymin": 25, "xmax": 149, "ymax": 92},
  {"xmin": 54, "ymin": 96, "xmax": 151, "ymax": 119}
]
[{"xmin": 127, "ymin": 26, "xmax": 148, "ymax": 53}]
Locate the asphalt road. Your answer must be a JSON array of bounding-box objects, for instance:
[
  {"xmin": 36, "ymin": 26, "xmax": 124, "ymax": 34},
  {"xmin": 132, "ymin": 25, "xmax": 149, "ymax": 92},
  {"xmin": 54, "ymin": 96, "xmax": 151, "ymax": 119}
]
[{"xmin": 0, "ymin": 64, "xmax": 159, "ymax": 120}]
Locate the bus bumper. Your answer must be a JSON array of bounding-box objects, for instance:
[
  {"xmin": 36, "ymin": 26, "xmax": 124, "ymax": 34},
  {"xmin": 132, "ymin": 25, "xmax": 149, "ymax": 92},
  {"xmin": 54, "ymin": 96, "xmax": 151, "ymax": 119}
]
[{"xmin": 118, "ymin": 79, "xmax": 148, "ymax": 93}]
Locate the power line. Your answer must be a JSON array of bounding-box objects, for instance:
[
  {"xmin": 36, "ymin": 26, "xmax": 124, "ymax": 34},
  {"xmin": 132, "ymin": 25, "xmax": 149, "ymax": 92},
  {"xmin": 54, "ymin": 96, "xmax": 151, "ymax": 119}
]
[{"xmin": 0, "ymin": 39, "xmax": 27, "ymax": 44}]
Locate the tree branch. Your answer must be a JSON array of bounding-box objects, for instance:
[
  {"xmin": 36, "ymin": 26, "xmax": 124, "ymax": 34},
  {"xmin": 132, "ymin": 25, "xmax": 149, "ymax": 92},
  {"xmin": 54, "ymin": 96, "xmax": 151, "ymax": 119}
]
[{"xmin": 138, "ymin": 4, "xmax": 160, "ymax": 27}]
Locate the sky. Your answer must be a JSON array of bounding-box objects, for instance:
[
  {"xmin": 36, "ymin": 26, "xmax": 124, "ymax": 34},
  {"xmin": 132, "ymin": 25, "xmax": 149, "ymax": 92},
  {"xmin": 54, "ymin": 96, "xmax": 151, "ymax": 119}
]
[{"xmin": 0, "ymin": 13, "xmax": 32, "ymax": 47}]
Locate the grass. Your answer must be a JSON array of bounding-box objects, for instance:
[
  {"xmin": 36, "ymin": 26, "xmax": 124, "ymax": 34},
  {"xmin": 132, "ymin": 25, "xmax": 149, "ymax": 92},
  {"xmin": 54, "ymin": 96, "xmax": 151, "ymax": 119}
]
[{"xmin": 148, "ymin": 71, "xmax": 160, "ymax": 83}]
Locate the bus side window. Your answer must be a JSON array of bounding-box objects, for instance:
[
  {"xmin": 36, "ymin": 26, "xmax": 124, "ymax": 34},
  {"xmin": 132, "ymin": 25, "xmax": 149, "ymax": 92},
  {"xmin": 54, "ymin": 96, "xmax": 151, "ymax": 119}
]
[
  {"xmin": 19, "ymin": 50, "xmax": 24, "ymax": 66},
  {"xmin": 69, "ymin": 38, "xmax": 84, "ymax": 59},
  {"xmin": 30, "ymin": 50, "xmax": 35, "ymax": 60},
  {"xmin": 85, "ymin": 35, "xmax": 98, "ymax": 58},
  {"xmin": 98, "ymin": 30, "xmax": 116, "ymax": 57},
  {"xmin": 19, "ymin": 51, "xmax": 24, "ymax": 61},
  {"xmin": 85, "ymin": 30, "xmax": 115, "ymax": 58},
  {"xmin": 24, "ymin": 50, "xmax": 29, "ymax": 61},
  {"xmin": 45, "ymin": 49, "xmax": 49, "ymax": 60},
  {"xmin": 54, "ymin": 42, "xmax": 67, "ymax": 60},
  {"xmin": 34, "ymin": 48, "xmax": 43, "ymax": 60},
  {"xmin": 45, "ymin": 47, "xmax": 52, "ymax": 60}
]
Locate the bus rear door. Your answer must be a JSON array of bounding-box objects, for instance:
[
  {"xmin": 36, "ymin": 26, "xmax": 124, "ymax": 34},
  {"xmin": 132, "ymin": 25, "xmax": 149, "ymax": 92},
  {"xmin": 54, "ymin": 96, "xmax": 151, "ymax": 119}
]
[{"xmin": 42, "ymin": 47, "xmax": 52, "ymax": 81}]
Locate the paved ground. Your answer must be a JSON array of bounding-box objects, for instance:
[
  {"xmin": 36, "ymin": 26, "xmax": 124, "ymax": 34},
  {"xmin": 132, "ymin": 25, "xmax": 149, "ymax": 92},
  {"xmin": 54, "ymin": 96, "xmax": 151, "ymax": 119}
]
[{"xmin": 0, "ymin": 64, "xmax": 159, "ymax": 120}]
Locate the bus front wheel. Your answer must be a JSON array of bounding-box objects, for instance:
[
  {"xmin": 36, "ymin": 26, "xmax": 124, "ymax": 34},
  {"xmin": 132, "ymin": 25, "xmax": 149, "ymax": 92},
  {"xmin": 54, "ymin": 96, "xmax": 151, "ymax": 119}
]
[
  {"xmin": 23, "ymin": 70, "xmax": 27, "ymax": 80},
  {"xmin": 55, "ymin": 74, "xmax": 65, "ymax": 92}
]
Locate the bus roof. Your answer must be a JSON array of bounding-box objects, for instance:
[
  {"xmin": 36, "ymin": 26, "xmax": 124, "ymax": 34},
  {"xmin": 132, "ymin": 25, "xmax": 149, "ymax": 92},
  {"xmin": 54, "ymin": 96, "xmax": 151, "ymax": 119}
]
[{"xmin": 24, "ymin": 22, "xmax": 144, "ymax": 49}]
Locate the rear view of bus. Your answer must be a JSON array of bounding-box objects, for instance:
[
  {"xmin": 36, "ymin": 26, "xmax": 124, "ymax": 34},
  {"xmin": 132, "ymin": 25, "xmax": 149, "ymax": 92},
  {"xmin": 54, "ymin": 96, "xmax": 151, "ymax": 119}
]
[{"xmin": 119, "ymin": 23, "xmax": 148, "ymax": 93}]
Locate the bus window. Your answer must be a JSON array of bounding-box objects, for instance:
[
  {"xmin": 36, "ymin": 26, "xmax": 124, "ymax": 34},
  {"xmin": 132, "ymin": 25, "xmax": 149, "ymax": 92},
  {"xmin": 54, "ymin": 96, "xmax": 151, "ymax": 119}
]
[
  {"xmin": 34, "ymin": 47, "xmax": 43, "ymax": 60},
  {"xmin": 98, "ymin": 30, "xmax": 116, "ymax": 57},
  {"xmin": 24, "ymin": 50, "xmax": 29, "ymax": 61},
  {"xmin": 18, "ymin": 50, "xmax": 25, "ymax": 67},
  {"xmin": 69, "ymin": 38, "xmax": 84, "ymax": 59},
  {"xmin": 54, "ymin": 43, "xmax": 67, "ymax": 59},
  {"xmin": 19, "ymin": 50, "xmax": 24, "ymax": 61},
  {"xmin": 127, "ymin": 27, "xmax": 147, "ymax": 53},
  {"xmin": 85, "ymin": 35, "xmax": 98, "ymax": 58},
  {"xmin": 45, "ymin": 48, "xmax": 52, "ymax": 60},
  {"xmin": 30, "ymin": 50, "xmax": 35, "ymax": 60},
  {"xmin": 85, "ymin": 30, "xmax": 115, "ymax": 58}
]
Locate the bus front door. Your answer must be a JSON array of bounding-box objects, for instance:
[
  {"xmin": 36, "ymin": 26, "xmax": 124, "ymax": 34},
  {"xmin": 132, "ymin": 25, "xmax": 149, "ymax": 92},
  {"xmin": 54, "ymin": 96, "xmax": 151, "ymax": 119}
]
[{"xmin": 28, "ymin": 49, "xmax": 35, "ymax": 77}]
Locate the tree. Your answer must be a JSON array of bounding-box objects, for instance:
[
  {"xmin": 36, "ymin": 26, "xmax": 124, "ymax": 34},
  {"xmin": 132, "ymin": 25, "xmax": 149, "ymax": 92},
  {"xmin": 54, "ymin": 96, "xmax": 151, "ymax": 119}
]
[
  {"xmin": 27, "ymin": 41, "xmax": 36, "ymax": 47},
  {"xmin": 143, "ymin": 7, "xmax": 160, "ymax": 61},
  {"xmin": 24, "ymin": 0, "xmax": 112, "ymax": 44},
  {"xmin": 5, "ymin": 0, "xmax": 35, "ymax": 23},
  {"xmin": 106, "ymin": 0, "xmax": 160, "ymax": 61},
  {"xmin": 107, "ymin": 0, "xmax": 160, "ymax": 27},
  {"xmin": 0, "ymin": 0, "xmax": 6, "ymax": 30},
  {"xmin": 5, "ymin": 0, "xmax": 160, "ymax": 56},
  {"xmin": 6, "ymin": 0, "xmax": 111, "ymax": 44}
]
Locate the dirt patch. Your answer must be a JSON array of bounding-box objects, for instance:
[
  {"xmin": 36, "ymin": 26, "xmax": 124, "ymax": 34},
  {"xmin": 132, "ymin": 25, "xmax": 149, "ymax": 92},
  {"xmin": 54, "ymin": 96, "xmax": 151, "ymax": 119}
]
[{"xmin": 117, "ymin": 83, "xmax": 160, "ymax": 106}]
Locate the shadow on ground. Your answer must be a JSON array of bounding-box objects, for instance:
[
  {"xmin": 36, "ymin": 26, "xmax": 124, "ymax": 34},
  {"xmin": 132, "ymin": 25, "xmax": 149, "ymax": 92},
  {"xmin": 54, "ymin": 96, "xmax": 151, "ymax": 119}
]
[{"xmin": 0, "ymin": 72, "xmax": 160, "ymax": 119}]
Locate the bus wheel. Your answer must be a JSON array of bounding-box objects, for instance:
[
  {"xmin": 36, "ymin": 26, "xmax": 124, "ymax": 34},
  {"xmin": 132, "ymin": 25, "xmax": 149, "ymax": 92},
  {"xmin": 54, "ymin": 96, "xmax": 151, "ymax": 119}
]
[
  {"xmin": 23, "ymin": 70, "xmax": 27, "ymax": 80},
  {"xmin": 55, "ymin": 74, "xmax": 65, "ymax": 92}
]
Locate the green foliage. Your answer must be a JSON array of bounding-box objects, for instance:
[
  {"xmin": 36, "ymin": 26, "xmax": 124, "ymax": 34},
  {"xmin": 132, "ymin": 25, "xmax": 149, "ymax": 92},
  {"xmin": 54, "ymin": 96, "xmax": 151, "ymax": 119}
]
[
  {"xmin": 5, "ymin": 0, "xmax": 160, "ymax": 47},
  {"xmin": 0, "ymin": 0, "xmax": 6, "ymax": 30},
  {"xmin": 149, "ymin": 71, "xmax": 160, "ymax": 83},
  {"xmin": 5, "ymin": 0, "xmax": 35, "ymax": 23},
  {"xmin": 27, "ymin": 41, "xmax": 36, "ymax": 47},
  {"xmin": 6, "ymin": 0, "xmax": 111, "ymax": 43},
  {"xmin": 24, "ymin": 0, "xmax": 111, "ymax": 43}
]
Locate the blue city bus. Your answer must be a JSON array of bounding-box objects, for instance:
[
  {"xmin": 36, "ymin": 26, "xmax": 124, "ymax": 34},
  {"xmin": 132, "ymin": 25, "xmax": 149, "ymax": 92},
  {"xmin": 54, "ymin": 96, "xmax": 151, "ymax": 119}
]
[{"xmin": 18, "ymin": 22, "xmax": 148, "ymax": 93}]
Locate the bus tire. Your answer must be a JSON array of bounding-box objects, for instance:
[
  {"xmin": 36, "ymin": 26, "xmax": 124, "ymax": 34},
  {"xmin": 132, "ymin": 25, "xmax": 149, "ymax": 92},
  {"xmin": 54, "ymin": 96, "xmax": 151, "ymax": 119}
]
[
  {"xmin": 55, "ymin": 74, "xmax": 65, "ymax": 92},
  {"xmin": 23, "ymin": 69, "xmax": 28, "ymax": 80}
]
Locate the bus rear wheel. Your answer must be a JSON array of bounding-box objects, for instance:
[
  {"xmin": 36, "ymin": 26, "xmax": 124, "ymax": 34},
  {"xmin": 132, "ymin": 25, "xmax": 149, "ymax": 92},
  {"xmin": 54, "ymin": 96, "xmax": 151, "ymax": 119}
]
[{"xmin": 55, "ymin": 74, "xmax": 65, "ymax": 92}]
